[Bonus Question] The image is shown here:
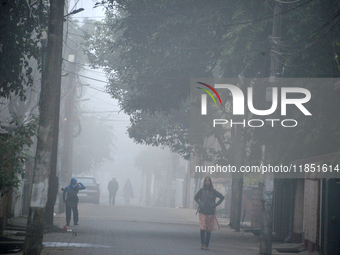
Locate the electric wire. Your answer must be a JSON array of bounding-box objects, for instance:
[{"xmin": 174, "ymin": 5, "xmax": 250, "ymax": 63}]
[
  {"xmin": 272, "ymin": 8, "xmax": 340, "ymax": 51},
  {"xmin": 70, "ymin": 0, "xmax": 314, "ymax": 29},
  {"xmin": 63, "ymin": 70, "xmax": 108, "ymax": 84},
  {"xmin": 63, "ymin": 58, "xmax": 108, "ymax": 76}
]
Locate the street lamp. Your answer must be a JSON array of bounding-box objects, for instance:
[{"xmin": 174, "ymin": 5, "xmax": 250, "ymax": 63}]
[{"xmin": 64, "ymin": 8, "xmax": 85, "ymax": 18}]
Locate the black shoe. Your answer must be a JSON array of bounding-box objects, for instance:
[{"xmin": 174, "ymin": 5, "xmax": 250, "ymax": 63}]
[{"xmin": 74, "ymin": 223, "xmax": 79, "ymax": 225}]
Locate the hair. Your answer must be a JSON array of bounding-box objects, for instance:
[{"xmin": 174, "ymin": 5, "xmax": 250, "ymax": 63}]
[{"xmin": 203, "ymin": 176, "xmax": 213, "ymax": 189}]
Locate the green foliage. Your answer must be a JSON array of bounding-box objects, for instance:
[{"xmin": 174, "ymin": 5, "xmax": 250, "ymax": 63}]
[
  {"xmin": 127, "ymin": 103, "xmax": 191, "ymax": 159},
  {"xmin": 0, "ymin": 0, "xmax": 43, "ymax": 198},
  {"xmin": 127, "ymin": 93, "xmax": 234, "ymax": 163},
  {"xmin": 85, "ymin": 0, "xmax": 238, "ymax": 113},
  {"xmin": 0, "ymin": 0, "xmax": 44, "ymax": 100},
  {"xmin": 271, "ymin": 0, "xmax": 340, "ymax": 78},
  {"xmin": 219, "ymin": 1, "xmax": 272, "ymax": 77},
  {"xmin": 0, "ymin": 115, "xmax": 38, "ymax": 195},
  {"xmin": 244, "ymin": 0, "xmax": 340, "ymax": 165},
  {"xmin": 84, "ymin": 1, "xmax": 260, "ymax": 160},
  {"xmin": 85, "ymin": 0, "xmax": 340, "ymax": 167}
]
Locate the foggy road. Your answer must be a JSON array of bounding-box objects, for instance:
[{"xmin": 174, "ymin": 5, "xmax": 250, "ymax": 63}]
[{"xmin": 41, "ymin": 203, "xmax": 261, "ymax": 255}]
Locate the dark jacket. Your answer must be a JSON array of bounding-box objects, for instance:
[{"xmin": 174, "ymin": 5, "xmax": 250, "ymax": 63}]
[
  {"xmin": 108, "ymin": 179, "xmax": 119, "ymax": 193},
  {"xmin": 63, "ymin": 181, "xmax": 86, "ymax": 204},
  {"xmin": 194, "ymin": 188, "xmax": 224, "ymax": 215}
]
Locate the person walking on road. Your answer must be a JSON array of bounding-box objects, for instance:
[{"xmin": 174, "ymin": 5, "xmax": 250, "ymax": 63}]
[
  {"xmin": 108, "ymin": 177, "xmax": 119, "ymax": 205},
  {"xmin": 194, "ymin": 176, "xmax": 224, "ymax": 250},
  {"xmin": 63, "ymin": 177, "xmax": 86, "ymax": 226},
  {"xmin": 123, "ymin": 178, "xmax": 134, "ymax": 205}
]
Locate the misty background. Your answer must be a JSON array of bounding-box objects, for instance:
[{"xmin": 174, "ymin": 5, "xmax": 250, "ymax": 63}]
[{"xmin": 64, "ymin": 1, "xmax": 175, "ymax": 206}]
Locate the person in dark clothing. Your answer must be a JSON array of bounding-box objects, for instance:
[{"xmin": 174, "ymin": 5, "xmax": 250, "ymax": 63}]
[
  {"xmin": 123, "ymin": 178, "xmax": 134, "ymax": 205},
  {"xmin": 194, "ymin": 177, "xmax": 224, "ymax": 250},
  {"xmin": 107, "ymin": 177, "xmax": 119, "ymax": 205},
  {"xmin": 63, "ymin": 177, "xmax": 86, "ymax": 226}
]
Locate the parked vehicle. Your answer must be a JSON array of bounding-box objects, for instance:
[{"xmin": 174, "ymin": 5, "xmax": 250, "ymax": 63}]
[{"xmin": 73, "ymin": 176, "xmax": 100, "ymax": 204}]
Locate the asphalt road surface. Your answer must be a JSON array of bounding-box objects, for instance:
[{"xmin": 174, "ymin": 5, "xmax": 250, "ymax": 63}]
[{"xmin": 41, "ymin": 203, "xmax": 261, "ymax": 255}]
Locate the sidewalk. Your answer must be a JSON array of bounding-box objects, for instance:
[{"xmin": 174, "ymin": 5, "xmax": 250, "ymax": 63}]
[{"xmin": 4, "ymin": 204, "xmax": 309, "ymax": 255}]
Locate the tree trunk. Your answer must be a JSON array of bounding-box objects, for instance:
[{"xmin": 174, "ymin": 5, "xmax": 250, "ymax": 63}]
[{"xmin": 23, "ymin": 0, "xmax": 64, "ymax": 253}]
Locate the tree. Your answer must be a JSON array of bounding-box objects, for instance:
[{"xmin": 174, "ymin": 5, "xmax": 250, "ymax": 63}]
[
  {"xmin": 84, "ymin": 1, "xmax": 272, "ymax": 163},
  {"xmin": 85, "ymin": 1, "xmax": 239, "ymax": 113},
  {"xmin": 247, "ymin": 0, "xmax": 340, "ymax": 166},
  {"xmin": 84, "ymin": 0, "xmax": 340, "ymax": 174},
  {"xmin": 0, "ymin": 0, "xmax": 44, "ymax": 203},
  {"xmin": 0, "ymin": 116, "xmax": 38, "ymax": 196},
  {"xmin": 83, "ymin": 0, "xmax": 340, "ymax": 242},
  {"xmin": 0, "ymin": 0, "xmax": 43, "ymax": 100},
  {"xmin": 127, "ymin": 104, "xmax": 191, "ymax": 159},
  {"xmin": 134, "ymin": 146, "xmax": 173, "ymax": 205}
]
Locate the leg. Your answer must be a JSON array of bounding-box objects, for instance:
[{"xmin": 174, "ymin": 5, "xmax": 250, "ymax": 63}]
[
  {"xmin": 205, "ymin": 232, "xmax": 211, "ymax": 249},
  {"xmin": 109, "ymin": 192, "xmax": 112, "ymax": 204},
  {"xmin": 112, "ymin": 192, "xmax": 116, "ymax": 205},
  {"xmin": 200, "ymin": 229, "xmax": 206, "ymax": 247},
  {"xmin": 73, "ymin": 203, "xmax": 79, "ymax": 224},
  {"xmin": 66, "ymin": 204, "xmax": 71, "ymax": 226}
]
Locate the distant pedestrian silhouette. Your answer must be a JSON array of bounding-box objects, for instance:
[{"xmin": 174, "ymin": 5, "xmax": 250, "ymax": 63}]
[
  {"xmin": 123, "ymin": 178, "xmax": 134, "ymax": 205},
  {"xmin": 108, "ymin": 177, "xmax": 119, "ymax": 205}
]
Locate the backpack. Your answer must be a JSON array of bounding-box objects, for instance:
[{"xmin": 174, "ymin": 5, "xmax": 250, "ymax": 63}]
[{"xmin": 65, "ymin": 186, "xmax": 78, "ymax": 207}]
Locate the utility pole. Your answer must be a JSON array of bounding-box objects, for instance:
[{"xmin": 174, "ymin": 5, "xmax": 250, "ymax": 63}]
[
  {"xmin": 259, "ymin": 1, "xmax": 282, "ymax": 254},
  {"xmin": 45, "ymin": 42, "xmax": 62, "ymax": 228},
  {"xmin": 38, "ymin": 0, "xmax": 59, "ymax": 228},
  {"xmin": 229, "ymin": 131, "xmax": 243, "ymax": 232},
  {"xmin": 44, "ymin": 60, "xmax": 60, "ymax": 226},
  {"xmin": 60, "ymin": 54, "xmax": 77, "ymax": 211},
  {"xmin": 23, "ymin": 0, "xmax": 64, "ymax": 253},
  {"xmin": 229, "ymin": 76, "xmax": 245, "ymax": 232}
]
